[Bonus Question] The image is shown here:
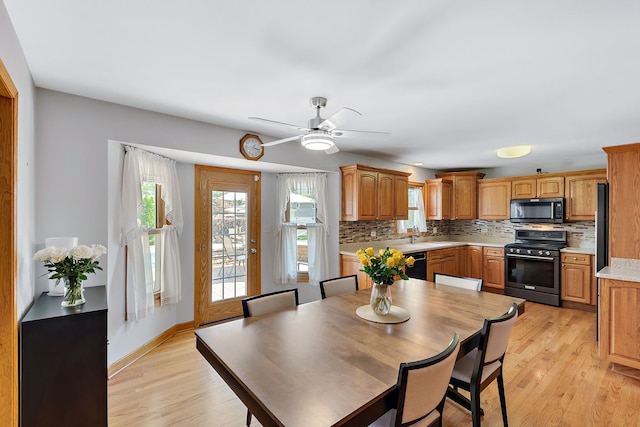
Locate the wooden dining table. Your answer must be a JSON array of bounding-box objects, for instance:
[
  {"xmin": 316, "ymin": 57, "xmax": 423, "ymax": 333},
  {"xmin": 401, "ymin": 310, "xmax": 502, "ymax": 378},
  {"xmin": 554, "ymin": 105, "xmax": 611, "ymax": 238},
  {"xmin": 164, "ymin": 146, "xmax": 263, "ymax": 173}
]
[{"xmin": 195, "ymin": 278, "xmax": 525, "ymax": 427}]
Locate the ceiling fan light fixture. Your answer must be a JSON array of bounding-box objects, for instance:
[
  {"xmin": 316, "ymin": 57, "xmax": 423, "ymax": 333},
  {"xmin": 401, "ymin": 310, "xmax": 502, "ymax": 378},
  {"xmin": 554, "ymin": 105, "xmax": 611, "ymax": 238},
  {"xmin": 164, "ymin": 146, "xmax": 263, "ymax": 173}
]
[
  {"xmin": 497, "ymin": 145, "xmax": 531, "ymax": 159},
  {"xmin": 301, "ymin": 134, "xmax": 335, "ymax": 151}
]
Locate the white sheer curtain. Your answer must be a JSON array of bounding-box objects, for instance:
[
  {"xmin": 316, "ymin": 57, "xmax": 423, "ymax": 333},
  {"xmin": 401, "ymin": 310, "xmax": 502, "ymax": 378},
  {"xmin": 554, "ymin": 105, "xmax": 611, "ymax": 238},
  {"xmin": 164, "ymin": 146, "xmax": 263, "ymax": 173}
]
[
  {"xmin": 274, "ymin": 173, "xmax": 329, "ymax": 285},
  {"xmin": 398, "ymin": 187, "xmax": 427, "ymax": 233},
  {"xmin": 121, "ymin": 146, "xmax": 183, "ymax": 320}
]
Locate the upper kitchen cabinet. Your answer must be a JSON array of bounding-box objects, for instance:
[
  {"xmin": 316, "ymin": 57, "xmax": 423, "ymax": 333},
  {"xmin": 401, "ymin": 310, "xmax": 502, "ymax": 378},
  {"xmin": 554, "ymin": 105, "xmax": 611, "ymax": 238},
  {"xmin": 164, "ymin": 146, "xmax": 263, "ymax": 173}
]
[
  {"xmin": 603, "ymin": 144, "xmax": 640, "ymax": 260},
  {"xmin": 340, "ymin": 164, "xmax": 411, "ymax": 221},
  {"xmin": 512, "ymin": 176, "xmax": 564, "ymax": 199},
  {"xmin": 478, "ymin": 178, "xmax": 511, "ymax": 220},
  {"xmin": 425, "ymin": 178, "xmax": 452, "ymax": 220},
  {"xmin": 434, "ymin": 172, "xmax": 485, "ymax": 220},
  {"xmin": 564, "ymin": 169, "xmax": 607, "ymax": 221}
]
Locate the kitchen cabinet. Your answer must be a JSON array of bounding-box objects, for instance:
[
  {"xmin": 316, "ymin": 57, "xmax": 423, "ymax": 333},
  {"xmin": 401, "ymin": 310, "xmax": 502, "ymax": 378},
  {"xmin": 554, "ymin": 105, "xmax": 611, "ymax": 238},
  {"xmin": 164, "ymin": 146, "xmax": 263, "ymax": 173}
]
[
  {"xmin": 426, "ymin": 248, "xmax": 456, "ymax": 281},
  {"xmin": 455, "ymin": 246, "xmax": 467, "ymax": 277},
  {"xmin": 340, "ymin": 253, "xmax": 372, "ymax": 289},
  {"xmin": 604, "ymin": 144, "xmax": 640, "ymax": 259},
  {"xmin": 482, "ymin": 247, "xmax": 505, "ymax": 292},
  {"xmin": 561, "ymin": 253, "xmax": 592, "ymax": 305},
  {"xmin": 477, "ymin": 178, "xmax": 511, "ymax": 220},
  {"xmin": 434, "ymin": 172, "xmax": 485, "ymax": 219},
  {"xmin": 511, "ymin": 176, "xmax": 564, "ymax": 199},
  {"xmin": 599, "ymin": 278, "xmax": 640, "ymax": 370},
  {"xmin": 564, "ymin": 171, "xmax": 607, "ymax": 221},
  {"xmin": 467, "ymin": 245, "xmax": 484, "ymax": 280},
  {"xmin": 340, "ymin": 164, "xmax": 411, "ymax": 221},
  {"xmin": 20, "ymin": 286, "xmax": 108, "ymax": 427},
  {"xmin": 425, "ymin": 178, "xmax": 452, "ymax": 220}
]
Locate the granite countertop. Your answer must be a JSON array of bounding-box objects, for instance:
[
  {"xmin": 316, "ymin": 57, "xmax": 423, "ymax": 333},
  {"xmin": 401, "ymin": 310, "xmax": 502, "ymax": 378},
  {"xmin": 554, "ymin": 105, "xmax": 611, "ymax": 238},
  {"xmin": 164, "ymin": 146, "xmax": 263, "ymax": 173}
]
[
  {"xmin": 596, "ymin": 258, "xmax": 640, "ymax": 283},
  {"xmin": 561, "ymin": 247, "xmax": 595, "ymax": 255},
  {"xmin": 339, "ymin": 240, "xmax": 506, "ymax": 256}
]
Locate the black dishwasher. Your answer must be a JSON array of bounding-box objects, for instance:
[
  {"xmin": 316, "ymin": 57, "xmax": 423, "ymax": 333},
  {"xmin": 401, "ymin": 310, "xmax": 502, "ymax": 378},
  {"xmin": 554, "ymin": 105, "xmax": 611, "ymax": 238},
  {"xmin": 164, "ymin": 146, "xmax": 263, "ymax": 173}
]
[{"xmin": 405, "ymin": 251, "xmax": 427, "ymax": 280}]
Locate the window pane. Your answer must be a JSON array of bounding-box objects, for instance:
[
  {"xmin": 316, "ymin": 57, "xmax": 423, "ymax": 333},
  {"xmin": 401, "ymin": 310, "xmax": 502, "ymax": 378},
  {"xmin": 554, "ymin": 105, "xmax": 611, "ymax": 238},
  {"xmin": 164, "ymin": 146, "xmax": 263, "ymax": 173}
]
[
  {"xmin": 290, "ymin": 193, "xmax": 316, "ymax": 224},
  {"xmin": 296, "ymin": 228, "xmax": 308, "ymax": 273},
  {"xmin": 211, "ymin": 191, "xmax": 248, "ymax": 301},
  {"xmin": 408, "ymin": 186, "xmax": 420, "ymax": 209},
  {"xmin": 141, "ymin": 182, "xmax": 158, "ymax": 228}
]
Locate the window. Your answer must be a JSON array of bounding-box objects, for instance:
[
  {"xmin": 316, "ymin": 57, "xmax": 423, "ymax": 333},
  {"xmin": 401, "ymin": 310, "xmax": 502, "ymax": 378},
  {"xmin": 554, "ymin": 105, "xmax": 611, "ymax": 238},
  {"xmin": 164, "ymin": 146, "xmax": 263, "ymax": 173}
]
[
  {"xmin": 121, "ymin": 145, "xmax": 183, "ymax": 320},
  {"xmin": 275, "ymin": 173, "xmax": 328, "ymax": 285},
  {"xmin": 287, "ymin": 193, "xmax": 318, "ymax": 281},
  {"xmin": 397, "ymin": 183, "xmax": 427, "ymax": 234},
  {"xmin": 141, "ymin": 182, "xmax": 169, "ymax": 298}
]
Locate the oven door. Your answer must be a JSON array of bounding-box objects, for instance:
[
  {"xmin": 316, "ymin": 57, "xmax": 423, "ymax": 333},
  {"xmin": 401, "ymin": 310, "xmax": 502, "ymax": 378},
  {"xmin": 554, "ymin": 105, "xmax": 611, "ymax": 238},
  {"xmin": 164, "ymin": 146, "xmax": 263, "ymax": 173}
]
[{"xmin": 505, "ymin": 253, "xmax": 560, "ymax": 295}]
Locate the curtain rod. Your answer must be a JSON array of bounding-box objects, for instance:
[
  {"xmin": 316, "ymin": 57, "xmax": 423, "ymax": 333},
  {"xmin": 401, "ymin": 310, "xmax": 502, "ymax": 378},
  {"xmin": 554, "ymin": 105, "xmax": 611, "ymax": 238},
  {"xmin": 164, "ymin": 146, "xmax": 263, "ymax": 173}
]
[{"xmin": 123, "ymin": 144, "xmax": 175, "ymax": 162}]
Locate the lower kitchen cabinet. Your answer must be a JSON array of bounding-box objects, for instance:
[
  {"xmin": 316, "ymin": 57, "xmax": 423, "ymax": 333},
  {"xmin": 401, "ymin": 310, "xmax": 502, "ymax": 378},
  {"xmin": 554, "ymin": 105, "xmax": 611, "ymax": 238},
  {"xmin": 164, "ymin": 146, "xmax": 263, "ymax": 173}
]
[
  {"xmin": 561, "ymin": 253, "xmax": 592, "ymax": 305},
  {"xmin": 467, "ymin": 245, "xmax": 483, "ymax": 280},
  {"xmin": 482, "ymin": 247, "xmax": 504, "ymax": 292},
  {"xmin": 426, "ymin": 248, "xmax": 456, "ymax": 281},
  {"xmin": 20, "ymin": 286, "xmax": 108, "ymax": 427},
  {"xmin": 340, "ymin": 254, "xmax": 372, "ymax": 289},
  {"xmin": 599, "ymin": 278, "xmax": 640, "ymax": 370}
]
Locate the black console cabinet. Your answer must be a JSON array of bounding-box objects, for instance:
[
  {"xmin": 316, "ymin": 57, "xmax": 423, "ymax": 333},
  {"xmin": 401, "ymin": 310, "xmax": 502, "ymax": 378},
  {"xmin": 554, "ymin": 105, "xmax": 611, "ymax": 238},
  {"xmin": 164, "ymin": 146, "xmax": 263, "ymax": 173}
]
[{"xmin": 20, "ymin": 286, "xmax": 108, "ymax": 427}]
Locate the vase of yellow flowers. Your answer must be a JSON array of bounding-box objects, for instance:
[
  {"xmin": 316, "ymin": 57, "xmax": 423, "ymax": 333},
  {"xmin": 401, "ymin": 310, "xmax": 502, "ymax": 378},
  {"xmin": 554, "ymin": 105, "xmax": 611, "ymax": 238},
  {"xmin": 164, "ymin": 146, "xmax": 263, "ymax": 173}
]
[
  {"xmin": 34, "ymin": 244, "xmax": 107, "ymax": 307},
  {"xmin": 356, "ymin": 247, "xmax": 415, "ymax": 315}
]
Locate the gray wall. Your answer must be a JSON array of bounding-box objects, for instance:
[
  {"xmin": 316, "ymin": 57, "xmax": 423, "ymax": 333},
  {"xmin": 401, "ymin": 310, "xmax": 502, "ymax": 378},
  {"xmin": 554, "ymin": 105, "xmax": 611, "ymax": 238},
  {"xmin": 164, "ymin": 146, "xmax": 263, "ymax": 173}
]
[
  {"xmin": 36, "ymin": 88, "xmax": 434, "ymax": 365},
  {"xmin": 0, "ymin": 1, "xmax": 37, "ymax": 318}
]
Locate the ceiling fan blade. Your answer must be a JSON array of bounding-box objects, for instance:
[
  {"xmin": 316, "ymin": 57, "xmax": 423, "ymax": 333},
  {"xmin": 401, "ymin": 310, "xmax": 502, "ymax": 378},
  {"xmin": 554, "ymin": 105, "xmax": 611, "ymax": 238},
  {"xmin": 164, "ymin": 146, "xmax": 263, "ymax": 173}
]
[
  {"xmin": 261, "ymin": 135, "xmax": 301, "ymax": 147},
  {"xmin": 317, "ymin": 107, "xmax": 361, "ymax": 131},
  {"xmin": 333, "ymin": 129, "xmax": 391, "ymax": 137},
  {"xmin": 249, "ymin": 117, "xmax": 308, "ymax": 132},
  {"xmin": 324, "ymin": 145, "xmax": 340, "ymax": 155}
]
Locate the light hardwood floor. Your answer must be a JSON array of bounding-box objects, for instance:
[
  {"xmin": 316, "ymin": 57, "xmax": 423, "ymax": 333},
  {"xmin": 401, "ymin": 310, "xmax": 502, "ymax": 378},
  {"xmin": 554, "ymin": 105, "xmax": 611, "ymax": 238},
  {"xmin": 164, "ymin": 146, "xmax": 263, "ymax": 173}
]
[{"xmin": 108, "ymin": 302, "xmax": 640, "ymax": 426}]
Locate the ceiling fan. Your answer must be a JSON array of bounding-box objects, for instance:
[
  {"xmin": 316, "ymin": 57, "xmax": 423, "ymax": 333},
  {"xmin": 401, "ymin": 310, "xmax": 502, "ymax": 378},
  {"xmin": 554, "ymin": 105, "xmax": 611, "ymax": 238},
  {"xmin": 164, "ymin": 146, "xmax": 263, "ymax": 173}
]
[{"xmin": 249, "ymin": 96, "xmax": 390, "ymax": 154}]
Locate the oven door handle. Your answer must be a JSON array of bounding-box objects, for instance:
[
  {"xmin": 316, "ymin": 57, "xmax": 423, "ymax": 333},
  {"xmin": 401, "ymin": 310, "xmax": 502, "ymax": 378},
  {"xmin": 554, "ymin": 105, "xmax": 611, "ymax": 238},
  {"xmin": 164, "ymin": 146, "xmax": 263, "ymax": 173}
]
[{"xmin": 506, "ymin": 254, "xmax": 555, "ymax": 261}]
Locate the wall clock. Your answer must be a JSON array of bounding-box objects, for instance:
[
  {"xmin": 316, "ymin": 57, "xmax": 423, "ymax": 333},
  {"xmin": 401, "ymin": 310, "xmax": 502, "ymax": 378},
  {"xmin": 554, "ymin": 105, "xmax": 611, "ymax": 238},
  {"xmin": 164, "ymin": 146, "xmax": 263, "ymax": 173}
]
[{"xmin": 239, "ymin": 134, "xmax": 264, "ymax": 161}]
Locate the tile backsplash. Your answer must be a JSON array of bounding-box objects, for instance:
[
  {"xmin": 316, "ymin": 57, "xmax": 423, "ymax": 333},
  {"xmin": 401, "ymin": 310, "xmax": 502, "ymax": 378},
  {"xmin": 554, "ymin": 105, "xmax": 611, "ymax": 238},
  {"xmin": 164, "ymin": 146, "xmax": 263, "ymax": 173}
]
[{"xmin": 339, "ymin": 219, "xmax": 595, "ymax": 248}]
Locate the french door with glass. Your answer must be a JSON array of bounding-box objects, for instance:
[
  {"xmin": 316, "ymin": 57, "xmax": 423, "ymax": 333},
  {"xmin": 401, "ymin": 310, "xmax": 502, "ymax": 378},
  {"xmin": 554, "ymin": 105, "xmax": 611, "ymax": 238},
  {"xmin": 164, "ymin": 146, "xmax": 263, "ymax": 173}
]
[{"xmin": 195, "ymin": 166, "xmax": 261, "ymax": 325}]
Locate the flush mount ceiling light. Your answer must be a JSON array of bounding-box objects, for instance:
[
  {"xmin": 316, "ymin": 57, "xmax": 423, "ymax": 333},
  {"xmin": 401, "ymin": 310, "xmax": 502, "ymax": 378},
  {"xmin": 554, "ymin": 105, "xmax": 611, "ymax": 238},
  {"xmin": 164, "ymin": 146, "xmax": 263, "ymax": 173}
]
[
  {"xmin": 497, "ymin": 145, "xmax": 532, "ymax": 159},
  {"xmin": 300, "ymin": 133, "xmax": 335, "ymax": 151}
]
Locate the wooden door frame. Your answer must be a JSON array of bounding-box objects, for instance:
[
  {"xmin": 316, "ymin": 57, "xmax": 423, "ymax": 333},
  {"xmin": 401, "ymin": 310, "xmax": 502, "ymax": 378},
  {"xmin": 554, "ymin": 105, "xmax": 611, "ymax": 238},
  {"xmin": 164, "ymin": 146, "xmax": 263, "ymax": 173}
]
[
  {"xmin": 0, "ymin": 59, "xmax": 19, "ymax": 426},
  {"xmin": 194, "ymin": 165, "xmax": 261, "ymax": 327}
]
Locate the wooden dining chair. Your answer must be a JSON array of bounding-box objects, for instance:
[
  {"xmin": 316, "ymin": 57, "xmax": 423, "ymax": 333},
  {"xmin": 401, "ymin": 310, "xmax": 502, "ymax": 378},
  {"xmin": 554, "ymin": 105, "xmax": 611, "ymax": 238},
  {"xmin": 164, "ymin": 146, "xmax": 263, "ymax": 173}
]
[
  {"xmin": 241, "ymin": 288, "xmax": 299, "ymax": 425},
  {"xmin": 369, "ymin": 332, "xmax": 461, "ymax": 427},
  {"xmin": 446, "ymin": 302, "xmax": 519, "ymax": 427},
  {"xmin": 319, "ymin": 274, "xmax": 359, "ymax": 299},
  {"xmin": 434, "ymin": 273, "xmax": 483, "ymax": 291}
]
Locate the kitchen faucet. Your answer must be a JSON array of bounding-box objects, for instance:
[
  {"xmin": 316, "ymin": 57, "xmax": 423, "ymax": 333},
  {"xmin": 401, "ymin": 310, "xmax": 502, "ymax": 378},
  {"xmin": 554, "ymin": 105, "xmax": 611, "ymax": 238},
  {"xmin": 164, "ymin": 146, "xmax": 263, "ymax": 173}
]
[{"xmin": 411, "ymin": 226, "xmax": 418, "ymax": 244}]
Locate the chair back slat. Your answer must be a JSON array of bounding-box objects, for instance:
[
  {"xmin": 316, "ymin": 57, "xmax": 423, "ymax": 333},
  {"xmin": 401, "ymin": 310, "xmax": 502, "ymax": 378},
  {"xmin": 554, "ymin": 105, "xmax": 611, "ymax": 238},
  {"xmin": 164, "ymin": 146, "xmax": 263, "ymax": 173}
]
[
  {"xmin": 242, "ymin": 289, "xmax": 299, "ymax": 318},
  {"xmin": 434, "ymin": 273, "xmax": 482, "ymax": 291},
  {"xmin": 319, "ymin": 275, "xmax": 358, "ymax": 299}
]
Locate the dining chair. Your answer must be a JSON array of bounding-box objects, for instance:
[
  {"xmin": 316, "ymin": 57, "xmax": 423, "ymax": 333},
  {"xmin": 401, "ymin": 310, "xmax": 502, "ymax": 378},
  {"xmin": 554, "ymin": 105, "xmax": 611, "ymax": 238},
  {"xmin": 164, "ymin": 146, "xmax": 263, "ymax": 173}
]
[
  {"xmin": 369, "ymin": 332, "xmax": 460, "ymax": 427},
  {"xmin": 241, "ymin": 288, "xmax": 299, "ymax": 425},
  {"xmin": 223, "ymin": 235, "xmax": 246, "ymax": 266},
  {"xmin": 446, "ymin": 302, "xmax": 519, "ymax": 427},
  {"xmin": 319, "ymin": 274, "xmax": 359, "ymax": 299},
  {"xmin": 434, "ymin": 273, "xmax": 483, "ymax": 291}
]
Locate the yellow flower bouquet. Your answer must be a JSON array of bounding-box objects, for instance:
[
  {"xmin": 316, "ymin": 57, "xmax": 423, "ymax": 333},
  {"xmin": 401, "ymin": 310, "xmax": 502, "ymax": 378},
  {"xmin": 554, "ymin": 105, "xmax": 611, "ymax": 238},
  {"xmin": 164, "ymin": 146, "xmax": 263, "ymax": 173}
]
[{"xmin": 356, "ymin": 247, "xmax": 415, "ymax": 315}]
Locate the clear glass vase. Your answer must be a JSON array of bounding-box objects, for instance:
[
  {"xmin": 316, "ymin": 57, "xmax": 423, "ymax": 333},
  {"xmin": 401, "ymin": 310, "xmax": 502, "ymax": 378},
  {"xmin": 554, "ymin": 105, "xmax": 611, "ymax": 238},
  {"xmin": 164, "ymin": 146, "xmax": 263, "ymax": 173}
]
[
  {"xmin": 370, "ymin": 283, "xmax": 392, "ymax": 315},
  {"xmin": 61, "ymin": 277, "xmax": 86, "ymax": 307}
]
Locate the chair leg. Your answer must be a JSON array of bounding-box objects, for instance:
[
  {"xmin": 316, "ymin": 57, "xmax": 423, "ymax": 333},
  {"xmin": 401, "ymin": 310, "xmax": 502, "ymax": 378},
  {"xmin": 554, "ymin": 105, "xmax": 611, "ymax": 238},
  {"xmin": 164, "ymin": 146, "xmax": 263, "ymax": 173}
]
[
  {"xmin": 246, "ymin": 409, "xmax": 252, "ymax": 426},
  {"xmin": 470, "ymin": 384, "xmax": 482, "ymax": 427},
  {"xmin": 497, "ymin": 374, "xmax": 508, "ymax": 427}
]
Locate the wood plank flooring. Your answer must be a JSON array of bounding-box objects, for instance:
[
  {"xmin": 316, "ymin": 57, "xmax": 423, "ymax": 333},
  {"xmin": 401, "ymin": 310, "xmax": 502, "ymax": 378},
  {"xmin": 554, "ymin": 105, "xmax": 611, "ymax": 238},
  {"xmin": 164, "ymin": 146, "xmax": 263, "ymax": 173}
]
[{"xmin": 108, "ymin": 302, "xmax": 640, "ymax": 426}]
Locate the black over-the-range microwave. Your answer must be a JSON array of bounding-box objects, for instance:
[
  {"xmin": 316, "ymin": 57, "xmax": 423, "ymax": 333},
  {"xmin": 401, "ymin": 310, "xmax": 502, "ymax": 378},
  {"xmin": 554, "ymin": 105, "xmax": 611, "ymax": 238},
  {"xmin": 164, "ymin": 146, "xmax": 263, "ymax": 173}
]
[{"xmin": 510, "ymin": 197, "xmax": 564, "ymax": 223}]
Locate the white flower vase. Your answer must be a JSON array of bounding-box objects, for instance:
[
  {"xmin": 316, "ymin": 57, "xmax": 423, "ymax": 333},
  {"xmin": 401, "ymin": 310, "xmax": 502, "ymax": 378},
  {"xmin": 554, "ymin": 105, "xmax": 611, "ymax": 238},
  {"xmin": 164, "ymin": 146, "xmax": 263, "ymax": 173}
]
[
  {"xmin": 370, "ymin": 283, "xmax": 392, "ymax": 315},
  {"xmin": 61, "ymin": 277, "xmax": 86, "ymax": 307}
]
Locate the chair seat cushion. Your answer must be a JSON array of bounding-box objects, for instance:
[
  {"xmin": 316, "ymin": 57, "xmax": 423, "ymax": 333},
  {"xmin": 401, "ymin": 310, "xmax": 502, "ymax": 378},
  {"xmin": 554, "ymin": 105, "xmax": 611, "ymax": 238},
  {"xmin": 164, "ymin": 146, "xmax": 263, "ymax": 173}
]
[{"xmin": 451, "ymin": 349, "xmax": 502, "ymax": 384}]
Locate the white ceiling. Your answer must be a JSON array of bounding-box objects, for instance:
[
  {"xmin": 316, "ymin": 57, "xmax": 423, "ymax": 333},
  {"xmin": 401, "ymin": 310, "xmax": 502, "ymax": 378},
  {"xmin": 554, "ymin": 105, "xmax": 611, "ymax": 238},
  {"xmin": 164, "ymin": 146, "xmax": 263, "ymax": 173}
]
[{"xmin": 5, "ymin": 1, "xmax": 640, "ymax": 169}]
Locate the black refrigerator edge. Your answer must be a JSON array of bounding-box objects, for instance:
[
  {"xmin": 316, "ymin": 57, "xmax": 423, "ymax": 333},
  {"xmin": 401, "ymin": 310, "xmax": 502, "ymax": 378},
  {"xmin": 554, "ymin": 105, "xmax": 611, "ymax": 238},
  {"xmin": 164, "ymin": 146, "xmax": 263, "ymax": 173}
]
[{"xmin": 595, "ymin": 182, "xmax": 609, "ymax": 342}]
